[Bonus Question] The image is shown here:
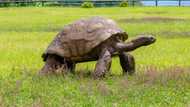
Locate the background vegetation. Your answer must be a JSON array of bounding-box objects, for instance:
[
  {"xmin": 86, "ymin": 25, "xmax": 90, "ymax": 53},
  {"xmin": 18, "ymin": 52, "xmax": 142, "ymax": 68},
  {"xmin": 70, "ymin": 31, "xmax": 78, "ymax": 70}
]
[
  {"xmin": 0, "ymin": 0, "xmax": 142, "ymax": 7},
  {"xmin": 0, "ymin": 7, "xmax": 190, "ymax": 107}
]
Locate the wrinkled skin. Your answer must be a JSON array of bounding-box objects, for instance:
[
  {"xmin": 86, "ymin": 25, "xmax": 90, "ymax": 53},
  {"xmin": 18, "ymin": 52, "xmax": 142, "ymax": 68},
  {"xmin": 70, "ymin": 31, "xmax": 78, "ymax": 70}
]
[{"xmin": 39, "ymin": 35, "xmax": 156, "ymax": 78}]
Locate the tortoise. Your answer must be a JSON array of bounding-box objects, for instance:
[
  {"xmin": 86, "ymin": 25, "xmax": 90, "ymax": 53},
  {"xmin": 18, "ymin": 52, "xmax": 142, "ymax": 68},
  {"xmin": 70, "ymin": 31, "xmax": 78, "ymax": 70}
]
[{"xmin": 39, "ymin": 16, "xmax": 156, "ymax": 78}]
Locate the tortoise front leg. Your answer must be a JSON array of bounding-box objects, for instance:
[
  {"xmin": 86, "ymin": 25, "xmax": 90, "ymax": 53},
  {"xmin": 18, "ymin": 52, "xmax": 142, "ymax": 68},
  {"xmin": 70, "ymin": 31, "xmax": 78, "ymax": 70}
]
[
  {"xmin": 119, "ymin": 52, "xmax": 135, "ymax": 75},
  {"xmin": 39, "ymin": 55, "xmax": 64, "ymax": 75},
  {"xmin": 93, "ymin": 49, "xmax": 112, "ymax": 79}
]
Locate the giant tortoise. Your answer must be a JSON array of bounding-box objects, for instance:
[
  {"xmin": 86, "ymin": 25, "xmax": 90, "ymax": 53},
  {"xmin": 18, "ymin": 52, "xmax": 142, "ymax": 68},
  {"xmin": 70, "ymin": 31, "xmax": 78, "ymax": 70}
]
[{"xmin": 39, "ymin": 17, "xmax": 156, "ymax": 78}]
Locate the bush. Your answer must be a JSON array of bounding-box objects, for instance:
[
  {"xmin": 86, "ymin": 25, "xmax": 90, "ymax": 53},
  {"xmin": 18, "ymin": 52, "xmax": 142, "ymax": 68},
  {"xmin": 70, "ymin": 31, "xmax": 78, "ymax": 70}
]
[
  {"xmin": 81, "ymin": 2, "xmax": 94, "ymax": 8},
  {"xmin": 119, "ymin": 1, "xmax": 128, "ymax": 7},
  {"xmin": 0, "ymin": 3, "xmax": 11, "ymax": 7},
  {"xmin": 35, "ymin": 2, "xmax": 43, "ymax": 7}
]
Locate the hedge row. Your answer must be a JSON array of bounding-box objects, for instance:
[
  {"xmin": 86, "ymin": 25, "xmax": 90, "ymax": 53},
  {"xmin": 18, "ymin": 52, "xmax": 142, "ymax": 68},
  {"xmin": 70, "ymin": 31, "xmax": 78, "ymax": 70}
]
[{"xmin": 0, "ymin": 0, "xmax": 142, "ymax": 7}]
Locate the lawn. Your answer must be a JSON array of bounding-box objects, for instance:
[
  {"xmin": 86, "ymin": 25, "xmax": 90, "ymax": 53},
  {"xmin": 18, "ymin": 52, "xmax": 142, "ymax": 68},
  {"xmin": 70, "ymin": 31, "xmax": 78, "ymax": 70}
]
[{"xmin": 0, "ymin": 7, "xmax": 190, "ymax": 107}]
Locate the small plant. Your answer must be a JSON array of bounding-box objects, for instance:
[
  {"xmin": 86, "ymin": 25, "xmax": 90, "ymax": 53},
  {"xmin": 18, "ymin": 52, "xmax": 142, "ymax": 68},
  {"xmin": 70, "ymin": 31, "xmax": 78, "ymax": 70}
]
[
  {"xmin": 119, "ymin": 1, "xmax": 128, "ymax": 7},
  {"xmin": 81, "ymin": 2, "xmax": 94, "ymax": 8},
  {"xmin": 35, "ymin": 2, "xmax": 43, "ymax": 7}
]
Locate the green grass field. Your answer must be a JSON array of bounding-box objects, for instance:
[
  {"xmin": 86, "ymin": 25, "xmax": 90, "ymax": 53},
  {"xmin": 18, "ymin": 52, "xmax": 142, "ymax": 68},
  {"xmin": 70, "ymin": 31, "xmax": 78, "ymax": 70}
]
[{"xmin": 0, "ymin": 7, "xmax": 190, "ymax": 107}]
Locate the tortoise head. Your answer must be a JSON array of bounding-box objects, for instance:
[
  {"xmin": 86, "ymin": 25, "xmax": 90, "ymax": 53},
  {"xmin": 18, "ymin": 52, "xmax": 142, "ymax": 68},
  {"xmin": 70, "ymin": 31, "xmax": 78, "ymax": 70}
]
[{"xmin": 135, "ymin": 35, "xmax": 156, "ymax": 46}]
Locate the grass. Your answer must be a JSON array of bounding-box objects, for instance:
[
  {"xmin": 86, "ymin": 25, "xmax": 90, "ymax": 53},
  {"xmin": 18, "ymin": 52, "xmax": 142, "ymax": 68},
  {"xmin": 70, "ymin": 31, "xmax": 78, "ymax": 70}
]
[{"xmin": 0, "ymin": 7, "xmax": 190, "ymax": 107}]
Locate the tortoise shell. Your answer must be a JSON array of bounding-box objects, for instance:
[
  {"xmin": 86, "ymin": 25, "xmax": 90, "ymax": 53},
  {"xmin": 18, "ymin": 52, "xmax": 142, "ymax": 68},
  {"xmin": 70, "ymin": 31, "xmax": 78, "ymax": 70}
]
[{"xmin": 42, "ymin": 17, "xmax": 128, "ymax": 61}]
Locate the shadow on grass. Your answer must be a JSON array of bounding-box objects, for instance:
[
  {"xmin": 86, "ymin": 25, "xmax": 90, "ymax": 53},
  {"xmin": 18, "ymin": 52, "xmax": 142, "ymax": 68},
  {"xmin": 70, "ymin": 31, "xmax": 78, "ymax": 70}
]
[
  {"xmin": 8, "ymin": 65, "xmax": 188, "ymax": 99},
  {"xmin": 12, "ymin": 65, "xmax": 190, "ymax": 84}
]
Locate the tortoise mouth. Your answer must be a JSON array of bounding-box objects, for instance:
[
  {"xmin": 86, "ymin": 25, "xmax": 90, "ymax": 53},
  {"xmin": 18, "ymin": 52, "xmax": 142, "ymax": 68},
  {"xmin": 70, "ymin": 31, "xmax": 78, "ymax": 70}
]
[
  {"xmin": 149, "ymin": 36, "xmax": 156, "ymax": 43},
  {"xmin": 136, "ymin": 35, "xmax": 156, "ymax": 46}
]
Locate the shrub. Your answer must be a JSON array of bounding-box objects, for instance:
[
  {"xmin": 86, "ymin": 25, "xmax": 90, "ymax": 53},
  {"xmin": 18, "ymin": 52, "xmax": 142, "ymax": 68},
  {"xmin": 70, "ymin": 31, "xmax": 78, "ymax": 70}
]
[
  {"xmin": 81, "ymin": 2, "xmax": 94, "ymax": 8},
  {"xmin": 35, "ymin": 2, "xmax": 43, "ymax": 7},
  {"xmin": 119, "ymin": 1, "xmax": 128, "ymax": 7},
  {"xmin": 0, "ymin": 3, "xmax": 11, "ymax": 7}
]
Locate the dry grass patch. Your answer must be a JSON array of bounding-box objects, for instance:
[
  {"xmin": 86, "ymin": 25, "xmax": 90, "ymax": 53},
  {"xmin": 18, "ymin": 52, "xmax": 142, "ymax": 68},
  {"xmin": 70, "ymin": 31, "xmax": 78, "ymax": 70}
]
[{"xmin": 119, "ymin": 17, "xmax": 187, "ymax": 23}]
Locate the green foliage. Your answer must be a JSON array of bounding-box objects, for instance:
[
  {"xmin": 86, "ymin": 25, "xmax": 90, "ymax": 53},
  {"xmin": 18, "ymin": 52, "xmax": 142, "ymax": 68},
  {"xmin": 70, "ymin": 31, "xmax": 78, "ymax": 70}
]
[
  {"xmin": 34, "ymin": 2, "xmax": 43, "ymax": 7},
  {"xmin": 0, "ymin": 1, "xmax": 63, "ymax": 7},
  {"xmin": 81, "ymin": 2, "xmax": 94, "ymax": 8},
  {"xmin": 119, "ymin": 1, "xmax": 128, "ymax": 7},
  {"xmin": 119, "ymin": 0, "xmax": 143, "ymax": 7}
]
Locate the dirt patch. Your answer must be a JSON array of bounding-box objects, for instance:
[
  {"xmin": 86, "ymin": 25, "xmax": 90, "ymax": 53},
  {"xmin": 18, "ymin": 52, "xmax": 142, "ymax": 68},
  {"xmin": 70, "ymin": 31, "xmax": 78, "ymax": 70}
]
[
  {"xmin": 119, "ymin": 17, "xmax": 187, "ymax": 23},
  {"xmin": 159, "ymin": 31, "xmax": 190, "ymax": 38},
  {"xmin": 144, "ymin": 11, "xmax": 168, "ymax": 14},
  {"xmin": 134, "ymin": 31, "xmax": 190, "ymax": 38}
]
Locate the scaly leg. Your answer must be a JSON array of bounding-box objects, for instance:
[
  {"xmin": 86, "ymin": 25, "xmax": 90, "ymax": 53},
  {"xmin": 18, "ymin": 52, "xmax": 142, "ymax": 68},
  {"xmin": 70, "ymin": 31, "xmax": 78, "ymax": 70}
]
[
  {"xmin": 65, "ymin": 61, "xmax": 76, "ymax": 74},
  {"xmin": 119, "ymin": 52, "xmax": 135, "ymax": 75},
  {"xmin": 93, "ymin": 49, "xmax": 112, "ymax": 78},
  {"xmin": 39, "ymin": 55, "xmax": 64, "ymax": 75}
]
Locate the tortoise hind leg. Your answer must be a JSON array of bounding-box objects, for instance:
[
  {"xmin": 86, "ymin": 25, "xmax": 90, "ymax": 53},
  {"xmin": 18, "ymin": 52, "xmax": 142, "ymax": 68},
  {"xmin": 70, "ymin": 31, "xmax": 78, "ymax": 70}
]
[
  {"xmin": 93, "ymin": 49, "xmax": 112, "ymax": 79},
  {"xmin": 119, "ymin": 52, "xmax": 135, "ymax": 75},
  {"xmin": 39, "ymin": 55, "xmax": 64, "ymax": 75},
  {"xmin": 65, "ymin": 61, "xmax": 76, "ymax": 74}
]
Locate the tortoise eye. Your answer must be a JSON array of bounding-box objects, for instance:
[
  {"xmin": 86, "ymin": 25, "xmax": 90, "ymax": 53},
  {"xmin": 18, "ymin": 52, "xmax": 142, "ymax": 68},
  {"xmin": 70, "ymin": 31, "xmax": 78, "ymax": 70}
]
[
  {"xmin": 116, "ymin": 35, "xmax": 120, "ymax": 40},
  {"xmin": 115, "ymin": 35, "xmax": 122, "ymax": 42},
  {"xmin": 116, "ymin": 34, "xmax": 127, "ymax": 41}
]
